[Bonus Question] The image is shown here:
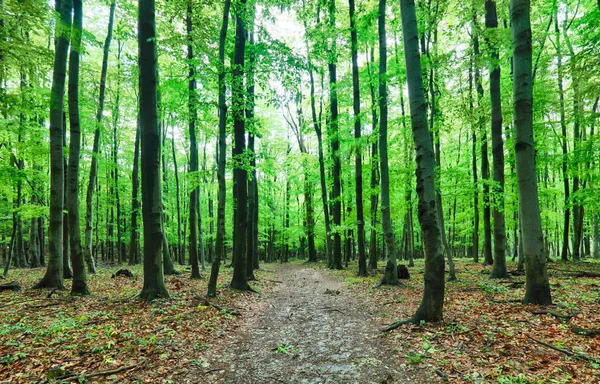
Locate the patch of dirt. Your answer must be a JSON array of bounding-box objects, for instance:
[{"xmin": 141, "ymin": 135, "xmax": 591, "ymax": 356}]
[{"xmin": 200, "ymin": 263, "xmax": 434, "ymax": 384}]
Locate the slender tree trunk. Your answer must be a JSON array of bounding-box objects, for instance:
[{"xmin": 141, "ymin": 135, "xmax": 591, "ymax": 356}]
[
  {"xmin": 112, "ymin": 42, "xmax": 122, "ymax": 265},
  {"xmin": 62, "ymin": 120, "xmax": 72, "ymax": 278},
  {"xmin": 35, "ymin": 0, "xmax": 72, "ymax": 289},
  {"xmin": 470, "ymin": 23, "xmax": 480, "ymax": 263},
  {"xmin": 230, "ymin": 0, "xmax": 250, "ymax": 291},
  {"xmin": 367, "ymin": 45, "xmax": 379, "ymax": 271},
  {"xmin": 138, "ymin": 0, "xmax": 169, "ymax": 301},
  {"xmin": 246, "ymin": 8, "xmax": 257, "ymax": 279},
  {"xmin": 487, "ymin": 0, "xmax": 507, "ymax": 278},
  {"xmin": 349, "ymin": 0, "xmax": 367, "ymax": 277},
  {"xmin": 511, "ymin": 0, "xmax": 551, "ymax": 305},
  {"xmin": 208, "ymin": 0, "xmax": 231, "ymax": 297},
  {"xmin": 171, "ymin": 128, "xmax": 182, "ymax": 270},
  {"xmin": 378, "ymin": 0, "xmax": 400, "ymax": 285},
  {"xmin": 327, "ymin": 0, "xmax": 342, "ymax": 270},
  {"xmin": 84, "ymin": 0, "xmax": 115, "ymax": 274},
  {"xmin": 400, "ymin": 0, "xmax": 445, "ymax": 322},
  {"xmin": 187, "ymin": 4, "xmax": 200, "ymax": 279},
  {"xmin": 554, "ymin": 11, "xmax": 570, "ymax": 262},
  {"xmin": 67, "ymin": 0, "xmax": 88, "ymax": 295},
  {"xmin": 128, "ymin": 119, "xmax": 141, "ymax": 265}
]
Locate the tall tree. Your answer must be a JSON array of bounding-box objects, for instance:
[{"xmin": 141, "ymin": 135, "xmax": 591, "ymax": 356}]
[
  {"xmin": 138, "ymin": 0, "xmax": 169, "ymax": 301},
  {"xmin": 207, "ymin": 0, "xmax": 231, "ymax": 297},
  {"xmin": 246, "ymin": 5, "xmax": 258, "ymax": 279},
  {"xmin": 487, "ymin": 0, "xmax": 507, "ymax": 278},
  {"xmin": 229, "ymin": 0, "xmax": 250, "ymax": 291},
  {"xmin": 349, "ymin": 0, "xmax": 367, "ymax": 277},
  {"xmin": 187, "ymin": 3, "xmax": 200, "ymax": 279},
  {"xmin": 34, "ymin": 0, "xmax": 72, "ymax": 289},
  {"xmin": 383, "ymin": 0, "xmax": 445, "ymax": 329},
  {"xmin": 367, "ymin": 45, "xmax": 379, "ymax": 271},
  {"xmin": 328, "ymin": 0, "xmax": 342, "ymax": 270},
  {"xmin": 128, "ymin": 119, "xmax": 141, "ymax": 265},
  {"xmin": 67, "ymin": 0, "xmax": 88, "ymax": 295},
  {"xmin": 511, "ymin": 0, "xmax": 551, "ymax": 305},
  {"xmin": 84, "ymin": 0, "xmax": 115, "ymax": 274},
  {"xmin": 378, "ymin": 0, "xmax": 400, "ymax": 285}
]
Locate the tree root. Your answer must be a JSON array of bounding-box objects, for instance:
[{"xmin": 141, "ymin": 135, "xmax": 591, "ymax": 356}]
[
  {"xmin": 379, "ymin": 318, "xmax": 414, "ymax": 332},
  {"xmin": 530, "ymin": 308, "xmax": 579, "ymax": 323},
  {"xmin": 527, "ymin": 335, "xmax": 600, "ymax": 364},
  {"xmin": 58, "ymin": 363, "xmax": 141, "ymax": 382}
]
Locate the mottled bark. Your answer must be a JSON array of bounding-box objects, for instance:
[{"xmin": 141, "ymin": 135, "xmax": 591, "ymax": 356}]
[
  {"xmin": 207, "ymin": 0, "xmax": 231, "ymax": 297},
  {"xmin": 84, "ymin": 0, "xmax": 115, "ymax": 274},
  {"xmin": 138, "ymin": 0, "xmax": 169, "ymax": 301},
  {"xmin": 487, "ymin": 0, "xmax": 507, "ymax": 279},
  {"xmin": 34, "ymin": 0, "xmax": 72, "ymax": 289},
  {"xmin": 511, "ymin": 0, "xmax": 551, "ymax": 305},
  {"xmin": 67, "ymin": 0, "xmax": 88, "ymax": 295}
]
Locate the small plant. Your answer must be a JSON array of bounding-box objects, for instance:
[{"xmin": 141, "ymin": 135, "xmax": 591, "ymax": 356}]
[
  {"xmin": 497, "ymin": 373, "xmax": 532, "ymax": 384},
  {"xmin": 406, "ymin": 352, "xmax": 422, "ymax": 364},
  {"xmin": 273, "ymin": 343, "xmax": 297, "ymax": 354}
]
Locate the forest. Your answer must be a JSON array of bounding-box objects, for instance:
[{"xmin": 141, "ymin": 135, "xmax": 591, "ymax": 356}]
[{"xmin": 0, "ymin": 0, "xmax": 599, "ymax": 382}]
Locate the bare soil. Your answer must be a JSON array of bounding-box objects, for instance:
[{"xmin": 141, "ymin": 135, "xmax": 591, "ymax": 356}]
[{"xmin": 200, "ymin": 263, "xmax": 434, "ymax": 384}]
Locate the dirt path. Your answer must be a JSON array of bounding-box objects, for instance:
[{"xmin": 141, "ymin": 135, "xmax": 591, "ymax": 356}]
[{"xmin": 203, "ymin": 264, "xmax": 432, "ymax": 384}]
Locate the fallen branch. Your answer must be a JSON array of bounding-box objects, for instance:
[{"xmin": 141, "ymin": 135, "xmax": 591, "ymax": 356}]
[
  {"xmin": 571, "ymin": 327, "xmax": 600, "ymax": 337},
  {"xmin": 59, "ymin": 363, "xmax": 141, "ymax": 381},
  {"xmin": 530, "ymin": 309, "xmax": 579, "ymax": 323},
  {"xmin": 195, "ymin": 296, "xmax": 241, "ymax": 316},
  {"xmin": 320, "ymin": 307, "xmax": 345, "ymax": 314},
  {"xmin": 527, "ymin": 335, "xmax": 600, "ymax": 364},
  {"xmin": 202, "ymin": 368, "xmax": 222, "ymax": 375}
]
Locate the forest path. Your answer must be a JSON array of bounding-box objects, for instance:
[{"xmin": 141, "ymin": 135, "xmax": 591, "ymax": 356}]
[{"xmin": 204, "ymin": 263, "xmax": 429, "ymax": 384}]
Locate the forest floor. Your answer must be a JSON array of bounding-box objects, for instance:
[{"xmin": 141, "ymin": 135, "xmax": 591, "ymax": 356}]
[
  {"xmin": 1, "ymin": 258, "xmax": 600, "ymax": 383},
  {"xmin": 192, "ymin": 263, "xmax": 434, "ymax": 384}
]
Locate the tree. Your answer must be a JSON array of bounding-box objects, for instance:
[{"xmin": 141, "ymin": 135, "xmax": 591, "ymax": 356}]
[
  {"xmin": 187, "ymin": 3, "xmax": 200, "ymax": 279},
  {"xmin": 34, "ymin": 0, "xmax": 72, "ymax": 290},
  {"xmin": 383, "ymin": 0, "xmax": 446, "ymax": 329},
  {"xmin": 510, "ymin": 0, "xmax": 551, "ymax": 305},
  {"xmin": 207, "ymin": 0, "xmax": 231, "ymax": 298},
  {"xmin": 487, "ymin": 0, "xmax": 507, "ymax": 279},
  {"xmin": 328, "ymin": 0, "xmax": 342, "ymax": 270},
  {"xmin": 378, "ymin": 0, "xmax": 400, "ymax": 285},
  {"xmin": 138, "ymin": 0, "xmax": 169, "ymax": 301},
  {"xmin": 349, "ymin": 0, "xmax": 367, "ymax": 277},
  {"xmin": 229, "ymin": 0, "xmax": 251, "ymax": 291},
  {"xmin": 84, "ymin": 0, "xmax": 115, "ymax": 274},
  {"xmin": 67, "ymin": 0, "xmax": 88, "ymax": 295}
]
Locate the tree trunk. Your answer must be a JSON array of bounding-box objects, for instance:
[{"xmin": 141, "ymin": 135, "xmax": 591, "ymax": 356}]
[
  {"xmin": 187, "ymin": 4, "xmax": 200, "ymax": 279},
  {"xmin": 470, "ymin": 21, "xmax": 480, "ymax": 263},
  {"xmin": 128, "ymin": 119, "xmax": 141, "ymax": 265},
  {"xmin": 112, "ymin": 42, "xmax": 122, "ymax": 265},
  {"xmin": 171, "ymin": 128, "xmax": 183, "ymax": 269},
  {"xmin": 367, "ymin": 45, "xmax": 379, "ymax": 271},
  {"xmin": 35, "ymin": 0, "xmax": 72, "ymax": 289},
  {"xmin": 67, "ymin": 0, "xmax": 88, "ymax": 295},
  {"xmin": 63, "ymin": 119, "xmax": 72, "ymax": 278},
  {"xmin": 327, "ymin": 0, "xmax": 342, "ymax": 271},
  {"xmin": 84, "ymin": 0, "xmax": 115, "ymax": 274},
  {"xmin": 207, "ymin": 0, "xmax": 231, "ymax": 297},
  {"xmin": 246, "ymin": 8, "xmax": 257, "ymax": 279},
  {"xmin": 487, "ymin": 0, "xmax": 507, "ymax": 279},
  {"xmin": 138, "ymin": 0, "xmax": 169, "ymax": 301},
  {"xmin": 554, "ymin": 12, "xmax": 570, "ymax": 262},
  {"xmin": 400, "ymin": 0, "xmax": 445, "ymax": 322},
  {"xmin": 511, "ymin": 0, "xmax": 551, "ymax": 305},
  {"xmin": 378, "ymin": 0, "xmax": 400, "ymax": 285},
  {"xmin": 349, "ymin": 0, "xmax": 367, "ymax": 277},
  {"xmin": 230, "ymin": 0, "xmax": 250, "ymax": 291}
]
